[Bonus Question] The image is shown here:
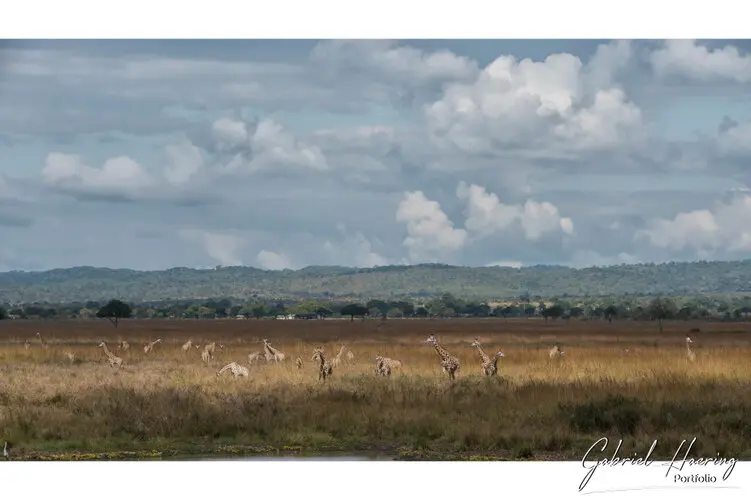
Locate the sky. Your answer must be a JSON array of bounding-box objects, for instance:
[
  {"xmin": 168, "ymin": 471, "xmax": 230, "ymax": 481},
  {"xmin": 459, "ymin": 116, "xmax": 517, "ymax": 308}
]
[{"xmin": 1, "ymin": 39, "xmax": 751, "ymax": 272}]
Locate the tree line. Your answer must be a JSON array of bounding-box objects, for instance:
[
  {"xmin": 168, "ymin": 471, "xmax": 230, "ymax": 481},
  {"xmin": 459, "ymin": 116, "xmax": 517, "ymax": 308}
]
[{"xmin": 4, "ymin": 293, "xmax": 751, "ymax": 327}]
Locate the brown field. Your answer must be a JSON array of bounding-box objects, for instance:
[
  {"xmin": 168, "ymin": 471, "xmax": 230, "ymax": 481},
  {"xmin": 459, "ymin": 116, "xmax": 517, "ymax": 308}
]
[{"xmin": 1, "ymin": 317, "xmax": 751, "ymax": 460}]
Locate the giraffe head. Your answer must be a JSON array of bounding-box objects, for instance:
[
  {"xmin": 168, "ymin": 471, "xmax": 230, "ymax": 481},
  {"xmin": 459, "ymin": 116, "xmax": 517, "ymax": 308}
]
[
  {"xmin": 312, "ymin": 348, "xmax": 324, "ymax": 361},
  {"xmin": 470, "ymin": 337, "xmax": 481, "ymax": 348},
  {"xmin": 686, "ymin": 336, "xmax": 693, "ymax": 344},
  {"xmin": 425, "ymin": 334, "xmax": 437, "ymax": 345},
  {"xmin": 495, "ymin": 351, "xmax": 505, "ymax": 358},
  {"xmin": 36, "ymin": 332, "xmax": 41, "ymax": 338},
  {"xmin": 97, "ymin": 341, "xmax": 106, "ymax": 348}
]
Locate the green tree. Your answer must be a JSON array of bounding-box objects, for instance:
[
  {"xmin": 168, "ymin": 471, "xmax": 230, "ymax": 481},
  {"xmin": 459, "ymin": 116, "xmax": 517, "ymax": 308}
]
[
  {"xmin": 543, "ymin": 304, "xmax": 564, "ymax": 320},
  {"xmin": 647, "ymin": 297, "xmax": 677, "ymax": 333},
  {"xmin": 340, "ymin": 303, "xmax": 368, "ymax": 321},
  {"xmin": 96, "ymin": 299, "xmax": 132, "ymax": 327}
]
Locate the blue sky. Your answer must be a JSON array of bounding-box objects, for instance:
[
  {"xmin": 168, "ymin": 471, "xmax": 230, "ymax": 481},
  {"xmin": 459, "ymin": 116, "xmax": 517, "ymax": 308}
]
[{"xmin": 1, "ymin": 39, "xmax": 751, "ymax": 272}]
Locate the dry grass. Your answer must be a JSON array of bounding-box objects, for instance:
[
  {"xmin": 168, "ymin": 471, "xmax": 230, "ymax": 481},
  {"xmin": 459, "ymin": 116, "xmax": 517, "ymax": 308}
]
[{"xmin": 1, "ymin": 318, "xmax": 751, "ymax": 460}]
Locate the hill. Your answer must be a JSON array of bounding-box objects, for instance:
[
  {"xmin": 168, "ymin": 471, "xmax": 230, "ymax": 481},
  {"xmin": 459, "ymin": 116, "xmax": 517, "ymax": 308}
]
[{"xmin": 3, "ymin": 260, "xmax": 751, "ymax": 304}]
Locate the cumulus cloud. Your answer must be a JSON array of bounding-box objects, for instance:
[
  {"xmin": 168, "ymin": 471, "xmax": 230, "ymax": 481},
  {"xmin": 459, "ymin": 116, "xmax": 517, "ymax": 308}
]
[
  {"xmin": 636, "ymin": 191, "xmax": 751, "ymax": 256},
  {"xmin": 456, "ymin": 181, "xmax": 574, "ymax": 241},
  {"xmin": 164, "ymin": 139, "xmax": 204, "ymax": 185},
  {"xmin": 41, "ymin": 153, "xmax": 155, "ymax": 200},
  {"xmin": 256, "ymin": 249, "xmax": 292, "ymax": 270},
  {"xmin": 424, "ymin": 43, "xmax": 643, "ymax": 155},
  {"xmin": 395, "ymin": 191, "xmax": 468, "ymax": 264},
  {"xmin": 179, "ymin": 229, "xmax": 246, "ymax": 266},
  {"xmin": 650, "ymin": 40, "xmax": 751, "ymax": 83}
]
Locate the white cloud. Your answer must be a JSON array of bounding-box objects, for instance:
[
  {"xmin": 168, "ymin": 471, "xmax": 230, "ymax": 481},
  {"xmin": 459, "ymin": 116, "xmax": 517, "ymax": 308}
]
[
  {"xmin": 424, "ymin": 44, "xmax": 643, "ymax": 155},
  {"xmin": 164, "ymin": 139, "xmax": 203, "ymax": 185},
  {"xmin": 219, "ymin": 119, "xmax": 329, "ymax": 174},
  {"xmin": 256, "ymin": 249, "xmax": 292, "ymax": 270},
  {"xmin": 211, "ymin": 117, "xmax": 249, "ymax": 151},
  {"xmin": 456, "ymin": 181, "xmax": 574, "ymax": 241},
  {"xmin": 178, "ymin": 229, "xmax": 246, "ymax": 267},
  {"xmin": 41, "ymin": 153, "xmax": 155, "ymax": 198},
  {"xmin": 395, "ymin": 191, "xmax": 468, "ymax": 264},
  {"xmin": 637, "ymin": 192, "xmax": 751, "ymax": 255},
  {"xmin": 650, "ymin": 40, "xmax": 751, "ymax": 83}
]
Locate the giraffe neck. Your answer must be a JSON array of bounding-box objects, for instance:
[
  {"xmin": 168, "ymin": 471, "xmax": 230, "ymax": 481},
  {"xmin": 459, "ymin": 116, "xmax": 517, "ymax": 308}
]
[
  {"xmin": 474, "ymin": 344, "xmax": 490, "ymax": 363},
  {"xmin": 433, "ymin": 342, "xmax": 451, "ymax": 361}
]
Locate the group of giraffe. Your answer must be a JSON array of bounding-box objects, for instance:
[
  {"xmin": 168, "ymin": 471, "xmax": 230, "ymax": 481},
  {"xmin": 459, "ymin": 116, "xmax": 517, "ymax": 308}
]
[{"xmin": 20, "ymin": 330, "xmax": 701, "ymax": 382}]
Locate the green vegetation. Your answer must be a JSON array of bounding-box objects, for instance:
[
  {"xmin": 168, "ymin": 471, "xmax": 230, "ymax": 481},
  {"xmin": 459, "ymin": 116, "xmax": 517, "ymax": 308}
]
[{"xmin": 3, "ymin": 259, "xmax": 751, "ymax": 304}]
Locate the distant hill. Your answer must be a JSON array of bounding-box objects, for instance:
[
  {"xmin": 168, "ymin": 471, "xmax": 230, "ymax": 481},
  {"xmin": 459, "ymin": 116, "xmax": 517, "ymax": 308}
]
[{"xmin": 2, "ymin": 260, "xmax": 751, "ymax": 304}]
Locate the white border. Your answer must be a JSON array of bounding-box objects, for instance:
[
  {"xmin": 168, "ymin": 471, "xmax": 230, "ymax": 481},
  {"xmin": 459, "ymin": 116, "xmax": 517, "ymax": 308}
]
[
  {"xmin": 2, "ymin": 461, "xmax": 750, "ymax": 499},
  {"xmin": 2, "ymin": 0, "xmax": 751, "ymax": 38},
  {"xmin": 3, "ymin": 2, "xmax": 751, "ymax": 499}
]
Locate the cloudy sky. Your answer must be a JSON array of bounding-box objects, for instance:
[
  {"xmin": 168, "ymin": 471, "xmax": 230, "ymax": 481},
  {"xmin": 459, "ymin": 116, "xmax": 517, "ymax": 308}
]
[{"xmin": 1, "ymin": 39, "xmax": 751, "ymax": 272}]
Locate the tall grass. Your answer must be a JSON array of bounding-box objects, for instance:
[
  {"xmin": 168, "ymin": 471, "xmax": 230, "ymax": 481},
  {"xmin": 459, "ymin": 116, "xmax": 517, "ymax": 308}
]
[{"xmin": 1, "ymin": 335, "xmax": 750, "ymax": 459}]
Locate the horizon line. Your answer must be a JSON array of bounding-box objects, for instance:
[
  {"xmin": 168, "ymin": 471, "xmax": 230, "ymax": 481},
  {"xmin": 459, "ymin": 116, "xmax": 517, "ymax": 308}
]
[{"xmin": 2, "ymin": 257, "xmax": 751, "ymax": 275}]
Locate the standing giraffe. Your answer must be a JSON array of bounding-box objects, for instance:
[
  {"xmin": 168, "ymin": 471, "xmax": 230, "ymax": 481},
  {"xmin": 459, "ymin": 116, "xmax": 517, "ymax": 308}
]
[
  {"xmin": 686, "ymin": 336, "xmax": 696, "ymax": 362},
  {"xmin": 263, "ymin": 339, "xmax": 286, "ymax": 362},
  {"xmin": 470, "ymin": 337, "xmax": 493, "ymax": 375},
  {"xmin": 487, "ymin": 351, "xmax": 506, "ymax": 376},
  {"xmin": 312, "ymin": 348, "xmax": 333, "ymax": 381},
  {"xmin": 36, "ymin": 332, "xmax": 49, "ymax": 349},
  {"xmin": 97, "ymin": 342, "xmax": 123, "ymax": 368},
  {"xmin": 143, "ymin": 339, "xmax": 162, "ymax": 354},
  {"xmin": 217, "ymin": 362, "xmax": 249, "ymax": 378},
  {"xmin": 330, "ymin": 345, "xmax": 347, "ymax": 368},
  {"xmin": 425, "ymin": 333, "xmax": 460, "ymax": 380}
]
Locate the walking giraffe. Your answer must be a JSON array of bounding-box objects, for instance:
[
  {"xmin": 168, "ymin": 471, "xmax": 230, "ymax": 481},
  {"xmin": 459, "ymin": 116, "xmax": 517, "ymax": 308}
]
[
  {"xmin": 97, "ymin": 341, "xmax": 123, "ymax": 368},
  {"xmin": 425, "ymin": 333, "xmax": 460, "ymax": 380}
]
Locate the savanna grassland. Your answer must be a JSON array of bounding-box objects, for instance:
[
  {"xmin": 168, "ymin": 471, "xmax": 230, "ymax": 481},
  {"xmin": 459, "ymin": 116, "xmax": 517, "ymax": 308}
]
[{"xmin": 1, "ymin": 317, "xmax": 751, "ymax": 461}]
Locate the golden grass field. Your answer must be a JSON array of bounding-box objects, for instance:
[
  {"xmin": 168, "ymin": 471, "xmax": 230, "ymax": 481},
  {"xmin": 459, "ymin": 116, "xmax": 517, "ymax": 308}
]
[{"xmin": 1, "ymin": 317, "xmax": 751, "ymax": 460}]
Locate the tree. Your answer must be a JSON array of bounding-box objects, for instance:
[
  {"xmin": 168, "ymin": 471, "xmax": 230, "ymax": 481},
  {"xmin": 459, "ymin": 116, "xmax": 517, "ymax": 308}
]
[
  {"xmin": 96, "ymin": 299, "xmax": 132, "ymax": 327},
  {"xmin": 604, "ymin": 305, "xmax": 618, "ymax": 323},
  {"xmin": 340, "ymin": 303, "xmax": 368, "ymax": 321},
  {"xmin": 543, "ymin": 304, "xmax": 564, "ymax": 320},
  {"xmin": 647, "ymin": 297, "xmax": 677, "ymax": 333},
  {"xmin": 0, "ymin": 306, "xmax": 7, "ymax": 320}
]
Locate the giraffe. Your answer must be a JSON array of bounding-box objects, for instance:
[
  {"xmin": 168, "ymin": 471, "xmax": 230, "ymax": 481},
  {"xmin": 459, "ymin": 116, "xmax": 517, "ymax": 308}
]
[
  {"xmin": 312, "ymin": 348, "xmax": 333, "ymax": 381},
  {"xmin": 143, "ymin": 338, "xmax": 162, "ymax": 354},
  {"xmin": 686, "ymin": 336, "xmax": 696, "ymax": 362},
  {"xmin": 470, "ymin": 337, "xmax": 493, "ymax": 375},
  {"xmin": 97, "ymin": 342, "xmax": 123, "ymax": 368},
  {"xmin": 23, "ymin": 339, "xmax": 31, "ymax": 351},
  {"xmin": 376, "ymin": 356, "xmax": 402, "ymax": 371},
  {"xmin": 203, "ymin": 341, "xmax": 224, "ymax": 361},
  {"xmin": 375, "ymin": 356, "xmax": 392, "ymax": 377},
  {"xmin": 549, "ymin": 344, "xmax": 565, "ymax": 360},
  {"xmin": 201, "ymin": 349, "xmax": 211, "ymax": 365},
  {"xmin": 330, "ymin": 345, "xmax": 347, "ymax": 368},
  {"xmin": 117, "ymin": 340, "xmax": 130, "ymax": 352},
  {"xmin": 182, "ymin": 340, "xmax": 196, "ymax": 352},
  {"xmin": 36, "ymin": 332, "xmax": 49, "ymax": 349},
  {"xmin": 262, "ymin": 339, "xmax": 286, "ymax": 362},
  {"xmin": 295, "ymin": 357, "xmax": 303, "ymax": 369},
  {"xmin": 487, "ymin": 351, "xmax": 506, "ymax": 376},
  {"xmin": 217, "ymin": 362, "xmax": 249, "ymax": 378},
  {"xmin": 425, "ymin": 333, "xmax": 460, "ymax": 380}
]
